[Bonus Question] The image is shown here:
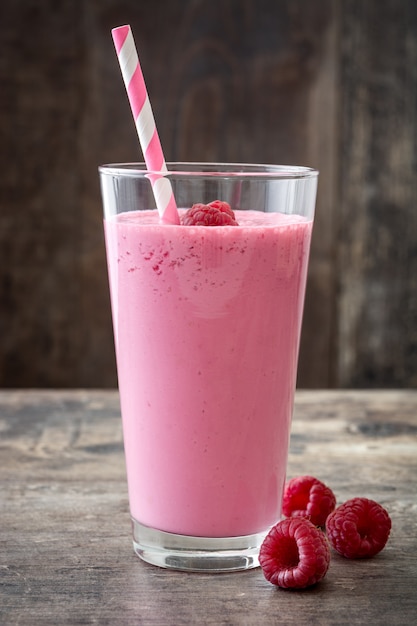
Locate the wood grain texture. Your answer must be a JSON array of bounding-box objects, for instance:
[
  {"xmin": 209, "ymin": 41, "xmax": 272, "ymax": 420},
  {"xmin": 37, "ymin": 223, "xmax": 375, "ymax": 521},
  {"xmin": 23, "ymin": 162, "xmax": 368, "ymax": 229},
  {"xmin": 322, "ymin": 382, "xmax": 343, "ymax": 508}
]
[
  {"xmin": 0, "ymin": 390, "xmax": 416, "ymax": 625},
  {"xmin": 0, "ymin": 0, "xmax": 415, "ymax": 388},
  {"xmin": 337, "ymin": 0, "xmax": 417, "ymax": 387}
]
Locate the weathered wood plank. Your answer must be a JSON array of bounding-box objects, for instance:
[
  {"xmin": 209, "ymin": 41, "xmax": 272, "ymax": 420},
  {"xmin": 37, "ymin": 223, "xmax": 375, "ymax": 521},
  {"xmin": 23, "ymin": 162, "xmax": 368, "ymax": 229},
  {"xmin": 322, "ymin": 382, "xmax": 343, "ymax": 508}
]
[
  {"xmin": 1, "ymin": 390, "xmax": 416, "ymax": 625},
  {"xmin": 337, "ymin": 0, "xmax": 417, "ymax": 387}
]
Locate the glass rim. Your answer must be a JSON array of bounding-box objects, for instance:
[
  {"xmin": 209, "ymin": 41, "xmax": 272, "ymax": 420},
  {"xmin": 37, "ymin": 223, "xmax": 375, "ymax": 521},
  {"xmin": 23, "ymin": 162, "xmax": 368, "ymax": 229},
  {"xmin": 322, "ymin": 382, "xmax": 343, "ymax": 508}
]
[{"xmin": 98, "ymin": 162, "xmax": 319, "ymax": 180}]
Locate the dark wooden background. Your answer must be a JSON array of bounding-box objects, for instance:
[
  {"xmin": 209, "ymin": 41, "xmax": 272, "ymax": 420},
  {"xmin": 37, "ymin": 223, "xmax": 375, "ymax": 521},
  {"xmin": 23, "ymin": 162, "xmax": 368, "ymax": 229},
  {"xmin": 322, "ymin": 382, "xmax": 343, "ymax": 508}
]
[{"xmin": 1, "ymin": 0, "xmax": 416, "ymax": 389}]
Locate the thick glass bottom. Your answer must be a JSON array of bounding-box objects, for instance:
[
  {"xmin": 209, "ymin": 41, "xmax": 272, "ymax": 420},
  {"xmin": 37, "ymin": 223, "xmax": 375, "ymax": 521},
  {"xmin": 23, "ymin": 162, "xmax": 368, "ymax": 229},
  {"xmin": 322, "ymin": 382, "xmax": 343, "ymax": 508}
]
[{"xmin": 132, "ymin": 518, "xmax": 267, "ymax": 572}]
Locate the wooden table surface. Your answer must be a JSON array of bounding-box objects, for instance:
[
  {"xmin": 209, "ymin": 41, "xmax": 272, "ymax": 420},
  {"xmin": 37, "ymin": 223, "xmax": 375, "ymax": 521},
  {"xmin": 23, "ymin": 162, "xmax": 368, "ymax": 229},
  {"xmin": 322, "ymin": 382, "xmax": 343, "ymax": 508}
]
[{"xmin": 1, "ymin": 390, "xmax": 416, "ymax": 625}]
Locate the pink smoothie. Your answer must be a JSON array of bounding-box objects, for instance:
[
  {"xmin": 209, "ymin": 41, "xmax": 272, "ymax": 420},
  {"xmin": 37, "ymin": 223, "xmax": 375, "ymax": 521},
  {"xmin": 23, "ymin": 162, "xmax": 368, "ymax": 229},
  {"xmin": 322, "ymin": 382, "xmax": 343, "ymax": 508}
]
[{"xmin": 104, "ymin": 209, "xmax": 312, "ymax": 538}]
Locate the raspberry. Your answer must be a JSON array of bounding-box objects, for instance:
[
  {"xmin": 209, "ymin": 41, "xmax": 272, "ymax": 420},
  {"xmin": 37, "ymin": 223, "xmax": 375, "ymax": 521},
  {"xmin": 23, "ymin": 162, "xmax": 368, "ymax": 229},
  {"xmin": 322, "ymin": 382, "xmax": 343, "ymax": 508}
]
[
  {"xmin": 282, "ymin": 475, "xmax": 336, "ymax": 527},
  {"xmin": 325, "ymin": 497, "xmax": 392, "ymax": 558},
  {"xmin": 259, "ymin": 518, "xmax": 330, "ymax": 589},
  {"xmin": 207, "ymin": 200, "xmax": 236, "ymax": 219},
  {"xmin": 181, "ymin": 201, "xmax": 238, "ymax": 226}
]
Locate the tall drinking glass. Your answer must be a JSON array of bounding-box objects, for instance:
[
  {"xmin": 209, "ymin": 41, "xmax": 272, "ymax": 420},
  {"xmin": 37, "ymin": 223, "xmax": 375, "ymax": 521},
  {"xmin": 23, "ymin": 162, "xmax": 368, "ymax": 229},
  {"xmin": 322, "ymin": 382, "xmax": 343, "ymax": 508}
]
[{"xmin": 99, "ymin": 163, "xmax": 318, "ymax": 572}]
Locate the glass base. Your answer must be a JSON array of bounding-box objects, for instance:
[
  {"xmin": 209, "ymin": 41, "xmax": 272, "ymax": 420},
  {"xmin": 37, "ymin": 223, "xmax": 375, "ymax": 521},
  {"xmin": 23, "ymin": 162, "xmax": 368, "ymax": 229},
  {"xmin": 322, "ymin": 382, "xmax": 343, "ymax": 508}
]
[{"xmin": 132, "ymin": 518, "xmax": 266, "ymax": 572}]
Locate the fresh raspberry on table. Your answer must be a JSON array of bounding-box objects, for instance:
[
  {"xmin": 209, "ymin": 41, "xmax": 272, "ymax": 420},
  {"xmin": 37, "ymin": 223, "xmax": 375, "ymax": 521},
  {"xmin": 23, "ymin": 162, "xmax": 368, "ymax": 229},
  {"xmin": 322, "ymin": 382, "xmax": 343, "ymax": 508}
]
[
  {"xmin": 259, "ymin": 518, "xmax": 331, "ymax": 589},
  {"xmin": 282, "ymin": 475, "xmax": 336, "ymax": 527},
  {"xmin": 181, "ymin": 201, "xmax": 238, "ymax": 226},
  {"xmin": 325, "ymin": 497, "xmax": 391, "ymax": 558}
]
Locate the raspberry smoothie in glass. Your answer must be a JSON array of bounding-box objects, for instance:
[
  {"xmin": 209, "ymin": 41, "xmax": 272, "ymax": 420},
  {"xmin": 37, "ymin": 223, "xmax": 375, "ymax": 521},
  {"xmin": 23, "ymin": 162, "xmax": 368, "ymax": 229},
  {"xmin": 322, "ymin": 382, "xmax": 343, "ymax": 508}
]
[{"xmin": 99, "ymin": 163, "xmax": 318, "ymax": 571}]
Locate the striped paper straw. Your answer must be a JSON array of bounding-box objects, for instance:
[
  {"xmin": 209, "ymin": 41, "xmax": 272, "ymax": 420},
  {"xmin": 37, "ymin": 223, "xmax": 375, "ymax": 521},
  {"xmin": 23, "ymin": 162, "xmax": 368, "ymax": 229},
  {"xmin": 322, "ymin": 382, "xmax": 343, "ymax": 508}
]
[{"xmin": 112, "ymin": 25, "xmax": 180, "ymax": 225}]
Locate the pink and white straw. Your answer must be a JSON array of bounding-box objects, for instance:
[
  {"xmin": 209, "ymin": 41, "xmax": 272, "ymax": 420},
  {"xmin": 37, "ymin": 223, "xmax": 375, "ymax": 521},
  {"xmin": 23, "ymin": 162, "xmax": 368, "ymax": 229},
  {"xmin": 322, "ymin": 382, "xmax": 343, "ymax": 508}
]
[{"xmin": 112, "ymin": 25, "xmax": 180, "ymax": 225}]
